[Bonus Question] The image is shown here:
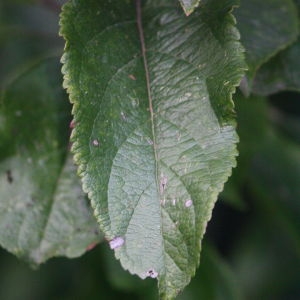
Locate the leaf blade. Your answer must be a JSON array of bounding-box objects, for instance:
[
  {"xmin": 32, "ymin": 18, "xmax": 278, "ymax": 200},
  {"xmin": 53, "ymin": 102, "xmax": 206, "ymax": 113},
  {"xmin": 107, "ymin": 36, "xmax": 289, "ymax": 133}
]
[
  {"xmin": 0, "ymin": 58, "xmax": 101, "ymax": 265},
  {"xmin": 60, "ymin": 0, "xmax": 246, "ymax": 298}
]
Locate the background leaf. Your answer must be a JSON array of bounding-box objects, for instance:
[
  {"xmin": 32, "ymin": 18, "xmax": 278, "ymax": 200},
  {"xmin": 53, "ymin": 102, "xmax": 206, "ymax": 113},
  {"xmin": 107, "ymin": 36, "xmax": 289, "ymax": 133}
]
[
  {"xmin": 235, "ymin": 0, "xmax": 299, "ymax": 95},
  {"xmin": 0, "ymin": 58, "xmax": 101, "ymax": 265},
  {"xmin": 60, "ymin": 0, "xmax": 245, "ymax": 297},
  {"xmin": 252, "ymin": 39, "xmax": 300, "ymax": 95},
  {"xmin": 0, "ymin": 0, "xmax": 63, "ymax": 87},
  {"xmin": 252, "ymin": 1, "xmax": 300, "ymax": 95}
]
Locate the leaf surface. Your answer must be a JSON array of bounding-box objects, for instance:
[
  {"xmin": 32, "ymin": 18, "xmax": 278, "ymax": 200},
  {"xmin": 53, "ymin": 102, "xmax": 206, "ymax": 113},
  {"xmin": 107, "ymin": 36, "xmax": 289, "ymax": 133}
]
[
  {"xmin": 60, "ymin": 0, "xmax": 245, "ymax": 298},
  {"xmin": 0, "ymin": 58, "xmax": 101, "ymax": 265},
  {"xmin": 235, "ymin": 0, "xmax": 299, "ymax": 95}
]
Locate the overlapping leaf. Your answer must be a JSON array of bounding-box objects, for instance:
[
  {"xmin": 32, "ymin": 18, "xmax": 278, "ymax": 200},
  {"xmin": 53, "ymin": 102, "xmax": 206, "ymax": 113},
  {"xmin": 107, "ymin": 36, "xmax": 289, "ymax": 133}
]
[
  {"xmin": 235, "ymin": 0, "xmax": 299, "ymax": 95},
  {"xmin": 252, "ymin": 39, "xmax": 300, "ymax": 95},
  {"xmin": 60, "ymin": 0, "xmax": 246, "ymax": 298},
  {"xmin": 253, "ymin": 1, "xmax": 300, "ymax": 95},
  {"xmin": 0, "ymin": 58, "xmax": 101, "ymax": 265}
]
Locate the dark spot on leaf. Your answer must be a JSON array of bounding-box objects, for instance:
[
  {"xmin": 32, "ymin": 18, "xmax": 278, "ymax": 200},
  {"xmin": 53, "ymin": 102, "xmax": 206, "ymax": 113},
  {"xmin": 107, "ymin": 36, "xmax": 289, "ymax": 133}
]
[
  {"xmin": 26, "ymin": 202, "xmax": 34, "ymax": 208},
  {"xmin": 6, "ymin": 170, "xmax": 13, "ymax": 184},
  {"xmin": 146, "ymin": 268, "xmax": 158, "ymax": 278}
]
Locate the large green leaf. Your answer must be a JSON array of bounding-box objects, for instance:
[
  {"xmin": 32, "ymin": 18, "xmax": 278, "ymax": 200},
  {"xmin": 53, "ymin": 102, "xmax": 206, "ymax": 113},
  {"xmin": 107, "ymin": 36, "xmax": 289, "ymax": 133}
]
[
  {"xmin": 235, "ymin": 0, "xmax": 299, "ymax": 95},
  {"xmin": 60, "ymin": 0, "xmax": 245, "ymax": 298},
  {"xmin": 0, "ymin": 58, "xmax": 101, "ymax": 265}
]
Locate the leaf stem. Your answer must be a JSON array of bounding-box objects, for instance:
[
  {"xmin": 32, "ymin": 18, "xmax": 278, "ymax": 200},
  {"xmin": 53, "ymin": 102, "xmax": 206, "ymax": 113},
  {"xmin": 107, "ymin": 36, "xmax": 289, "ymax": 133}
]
[{"xmin": 136, "ymin": 0, "xmax": 157, "ymax": 159}]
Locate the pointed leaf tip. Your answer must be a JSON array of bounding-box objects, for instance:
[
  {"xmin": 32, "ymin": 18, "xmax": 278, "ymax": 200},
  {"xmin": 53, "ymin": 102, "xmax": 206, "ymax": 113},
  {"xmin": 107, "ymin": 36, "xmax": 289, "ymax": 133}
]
[{"xmin": 179, "ymin": 0, "xmax": 201, "ymax": 15}]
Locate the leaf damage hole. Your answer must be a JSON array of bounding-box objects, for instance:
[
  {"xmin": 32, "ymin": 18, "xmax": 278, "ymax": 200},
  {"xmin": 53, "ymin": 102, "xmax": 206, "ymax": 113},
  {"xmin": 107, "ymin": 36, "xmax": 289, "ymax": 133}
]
[
  {"xmin": 185, "ymin": 199, "xmax": 193, "ymax": 208},
  {"xmin": 146, "ymin": 268, "xmax": 158, "ymax": 278},
  {"xmin": 109, "ymin": 237, "xmax": 125, "ymax": 249},
  {"xmin": 6, "ymin": 170, "xmax": 13, "ymax": 184}
]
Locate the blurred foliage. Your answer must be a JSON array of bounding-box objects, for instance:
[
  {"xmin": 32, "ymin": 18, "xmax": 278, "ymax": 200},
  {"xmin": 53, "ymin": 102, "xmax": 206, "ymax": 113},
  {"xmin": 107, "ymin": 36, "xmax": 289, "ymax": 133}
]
[{"xmin": 0, "ymin": 0, "xmax": 299, "ymax": 299}]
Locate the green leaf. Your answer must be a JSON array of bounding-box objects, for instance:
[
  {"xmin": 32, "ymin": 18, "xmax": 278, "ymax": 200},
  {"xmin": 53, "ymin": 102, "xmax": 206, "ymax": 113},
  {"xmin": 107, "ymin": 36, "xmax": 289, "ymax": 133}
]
[
  {"xmin": 235, "ymin": 0, "xmax": 299, "ymax": 95},
  {"xmin": 0, "ymin": 1, "xmax": 63, "ymax": 86},
  {"xmin": 179, "ymin": 0, "xmax": 201, "ymax": 16},
  {"xmin": 60, "ymin": 0, "xmax": 245, "ymax": 298},
  {"xmin": 0, "ymin": 58, "xmax": 101, "ymax": 265},
  {"xmin": 252, "ymin": 38, "xmax": 300, "ymax": 95}
]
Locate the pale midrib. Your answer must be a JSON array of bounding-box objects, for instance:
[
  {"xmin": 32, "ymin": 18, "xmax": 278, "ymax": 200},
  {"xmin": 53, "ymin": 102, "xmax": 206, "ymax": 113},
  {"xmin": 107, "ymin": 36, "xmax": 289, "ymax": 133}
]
[{"xmin": 136, "ymin": 1, "xmax": 159, "ymax": 179}]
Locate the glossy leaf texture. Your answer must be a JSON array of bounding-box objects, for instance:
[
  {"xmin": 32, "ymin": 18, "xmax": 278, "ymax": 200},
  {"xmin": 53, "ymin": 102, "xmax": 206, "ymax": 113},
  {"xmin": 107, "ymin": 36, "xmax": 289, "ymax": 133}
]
[
  {"xmin": 60, "ymin": 0, "xmax": 246, "ymax": 298},
  {"xmin": 235, "ymin": 0, "xmax": 299, "ymax": 95},
  {"xmin": 0, "ymin": 58, "xmax": 101, "ymax": 265},
  {"xmin": 179, "ymin": 0, "xmax": 201, "ymax": 16}
]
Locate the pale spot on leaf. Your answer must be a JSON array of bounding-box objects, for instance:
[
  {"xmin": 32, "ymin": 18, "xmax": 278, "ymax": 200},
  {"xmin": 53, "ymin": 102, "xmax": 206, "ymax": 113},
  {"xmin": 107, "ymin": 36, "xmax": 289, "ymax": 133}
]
[
  {"xmin": 109, "ymin": 237, "xmax": 124, "ymax": 249},
  {"xmin": 185, "ymin": 199, "xmax": 193, "ymax": 207},
  {"xmin": 92, "ymin": 139, "xmax": 99, "ymax": 146}
]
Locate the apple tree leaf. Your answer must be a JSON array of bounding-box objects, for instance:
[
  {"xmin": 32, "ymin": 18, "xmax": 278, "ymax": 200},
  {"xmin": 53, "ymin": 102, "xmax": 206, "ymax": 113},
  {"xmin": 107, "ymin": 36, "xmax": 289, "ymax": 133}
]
[
  {"xmin": 0, "ymin": 58, "xmax": 101, "ymax": 265},
  {"xmin": 60, "ymin": 0, "xmax": 246, "ymax": 298}
]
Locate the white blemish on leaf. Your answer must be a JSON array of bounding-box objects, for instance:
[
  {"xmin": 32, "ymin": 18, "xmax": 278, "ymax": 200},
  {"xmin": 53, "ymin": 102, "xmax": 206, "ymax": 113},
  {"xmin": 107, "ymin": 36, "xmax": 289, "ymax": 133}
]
[
  {"xmin": 146, "ymin": 268, "xmax": 158, "ymax": 278},
  {"xmin": 109, "ymin": 237, "xmax": 124, "ymax": 249},
  {"xmin": 160, "ymin": 174, "xmax": 168, "ymax": 194},
  {"xmin": 146, "ymin": 137, "xmax": 153, "ymax": 145},
  {"xmin": 172, "ymin": 199, "xmax": 176, "ymax": 206},
  {"xmin": 92, "ymin": 139, "xmax": 99, "ymax": 146},
  {"xmin": 185, "ymin": 199, "xmax": 193, "ymax": 208},
  {"xmin": 120, "ymin": 111, "xmax": 127, "ymax": 121}
]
